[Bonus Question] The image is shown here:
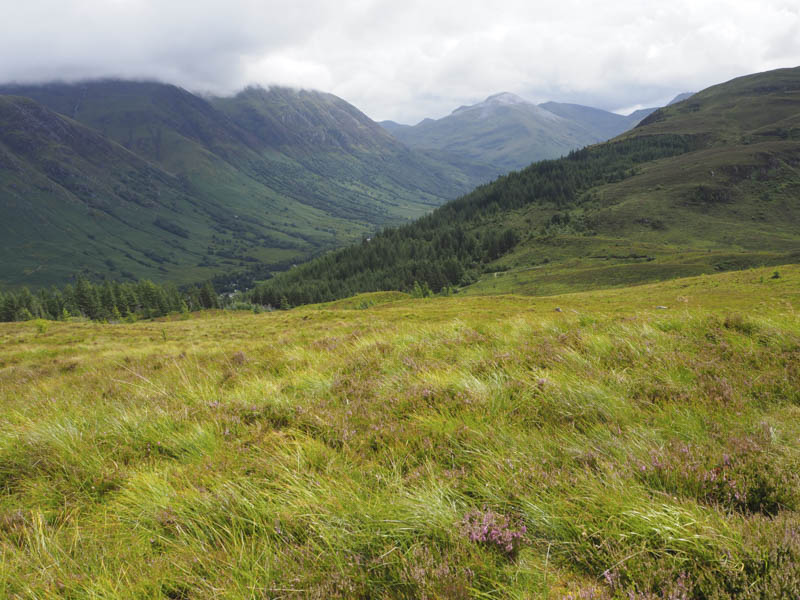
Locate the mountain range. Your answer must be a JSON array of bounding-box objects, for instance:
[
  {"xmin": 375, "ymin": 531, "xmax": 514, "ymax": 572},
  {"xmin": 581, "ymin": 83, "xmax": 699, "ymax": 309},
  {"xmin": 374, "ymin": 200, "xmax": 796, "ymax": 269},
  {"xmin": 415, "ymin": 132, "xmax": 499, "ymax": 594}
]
[
  {"xmin": 0, "ymin": 81, "xmax": 476, "ymax": 288},
  {"xmin": 0, "ymin": 78, "xmax": 696, "ymax": 290},
  {"xmin": 380, "ymin": 92, "xmax": 694, "ymax": 177},
  {"xmin": 253, "ymin": 67, "xmax": 800, "ymax": 305}
]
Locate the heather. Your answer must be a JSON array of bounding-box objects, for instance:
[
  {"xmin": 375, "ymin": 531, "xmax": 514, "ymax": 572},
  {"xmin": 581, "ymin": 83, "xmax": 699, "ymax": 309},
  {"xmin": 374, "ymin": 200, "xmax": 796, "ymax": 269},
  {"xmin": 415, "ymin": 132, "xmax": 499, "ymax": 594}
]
[{"xmin": 0, "ymin": 265, "xmax": 798, "ymax": 598}]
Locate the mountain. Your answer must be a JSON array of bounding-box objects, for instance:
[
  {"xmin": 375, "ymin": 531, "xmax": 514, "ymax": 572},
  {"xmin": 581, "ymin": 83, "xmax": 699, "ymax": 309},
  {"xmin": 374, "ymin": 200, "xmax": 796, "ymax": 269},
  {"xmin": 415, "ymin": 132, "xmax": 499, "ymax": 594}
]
[
  {"xmin": 378, "ymin": 120, "xmax": 412, "ymax": 136},
  {"xmin": 214, "ymin": 86, "xmax": 404, "ymax": 152},
  {"xmin": 381, "ymin": 93, "xmax": 659, "ymax": 178},
  {"xmin": 253, "ymin": 66, "xmax": 800, "ymax": 306},
  {"xmin": 382, "ymin": 93, "xmax": 599, "ymax": 177},
  {"xmin": 0, "ymin": 80, "xmax": 475, "ymax": 288},
  {"xmin": 210, "ymin": 86, "xmax": 480, "ymax": 218},
  {"xmin": 623, "ymin": 107, "xmax": 659, "ymax": 126},
  {"xmin": 537, "ymin": 101, "xmax": 657, "ymax": 138},
  {"xmin": 0, "ymin": 94, "xmax": 211, "ymax": 287},
  {"xmin": 667, "ymin": 92, "xmax": 694, "ymax": 105}
]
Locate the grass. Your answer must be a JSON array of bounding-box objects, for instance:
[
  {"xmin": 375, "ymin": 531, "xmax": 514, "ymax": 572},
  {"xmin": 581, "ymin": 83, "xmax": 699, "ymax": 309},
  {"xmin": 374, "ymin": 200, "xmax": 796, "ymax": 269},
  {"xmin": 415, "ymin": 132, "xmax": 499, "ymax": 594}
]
[{"xmin": 1, "ymin": 264, "xmax": 799, "ymax": 598}]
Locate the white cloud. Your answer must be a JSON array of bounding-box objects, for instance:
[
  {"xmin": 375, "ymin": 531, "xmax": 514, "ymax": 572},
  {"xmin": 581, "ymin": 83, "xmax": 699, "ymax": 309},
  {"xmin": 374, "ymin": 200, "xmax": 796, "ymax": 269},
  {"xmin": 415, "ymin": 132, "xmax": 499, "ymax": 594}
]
[{"xmin": 1, "ymin": 0, "xmax": 798, "ymax": 123}]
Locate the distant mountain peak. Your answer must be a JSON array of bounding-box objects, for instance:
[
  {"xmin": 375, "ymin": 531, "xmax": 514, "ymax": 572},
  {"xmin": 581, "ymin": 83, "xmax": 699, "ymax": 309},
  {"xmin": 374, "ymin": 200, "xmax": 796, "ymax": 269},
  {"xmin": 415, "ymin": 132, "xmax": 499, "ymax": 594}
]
[
  {"xmin": 485, "ymin": 92, "xmax": 530, "ymax": 105},
  {"xmin": 382, "ymin": 91, "xmax": 672, "ymax": 177},
  {"xmin": 667, "ymin": 92, "xmax": 695, "ymax": 105},
  {"xmin": 452, "ymin": 92, "xmax": 532, "ymax": 115}
]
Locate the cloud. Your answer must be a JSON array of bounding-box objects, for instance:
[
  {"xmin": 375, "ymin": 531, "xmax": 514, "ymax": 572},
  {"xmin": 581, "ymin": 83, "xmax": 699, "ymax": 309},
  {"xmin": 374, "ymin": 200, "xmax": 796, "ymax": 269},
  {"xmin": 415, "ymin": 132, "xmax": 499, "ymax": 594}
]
[{"xmin": 1, "ymin": 0, "xmax": 798, "ymax": 123}]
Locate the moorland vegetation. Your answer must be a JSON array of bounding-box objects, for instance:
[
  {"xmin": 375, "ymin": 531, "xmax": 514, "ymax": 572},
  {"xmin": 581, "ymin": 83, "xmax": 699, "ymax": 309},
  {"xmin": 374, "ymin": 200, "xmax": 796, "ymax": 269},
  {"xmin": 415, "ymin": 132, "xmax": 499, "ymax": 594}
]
[{"xmin": 1, "ymin": 266, "xmax": 799, "ymax": 598}]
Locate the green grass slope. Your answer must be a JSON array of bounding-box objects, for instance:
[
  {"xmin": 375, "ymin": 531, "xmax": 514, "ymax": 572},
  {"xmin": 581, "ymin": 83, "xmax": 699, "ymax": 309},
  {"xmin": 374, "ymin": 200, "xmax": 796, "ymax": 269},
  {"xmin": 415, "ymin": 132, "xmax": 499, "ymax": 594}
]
[
  {"xmin": 1, "ymin": 265, "xmax": 799, "ymax": 597},
  {"xmin": 256, "ymin": 67, "xmax": 800, "ymax": 306},
  {"xmin": 0, "ymin": 81, "xmax": 475, "ymax": 288}
]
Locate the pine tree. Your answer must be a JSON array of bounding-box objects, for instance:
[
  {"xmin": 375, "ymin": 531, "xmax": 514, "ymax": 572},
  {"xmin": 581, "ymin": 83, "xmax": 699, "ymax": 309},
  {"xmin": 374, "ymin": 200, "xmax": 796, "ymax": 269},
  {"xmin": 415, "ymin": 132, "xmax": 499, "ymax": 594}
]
[
  {"xmin": 0, "ymin": 292, "xmax": 13, "ymax": 322},
  {"xmin": 75, "ymin": 278, "xmax": 100, "ymax": 319},
  {"xmin": 99, "ymin": 281, "xmax": 118, "ymax": 320},
  {"xmin": 199, "ymin": 282, "xmax": 218, "ymax": 309}
]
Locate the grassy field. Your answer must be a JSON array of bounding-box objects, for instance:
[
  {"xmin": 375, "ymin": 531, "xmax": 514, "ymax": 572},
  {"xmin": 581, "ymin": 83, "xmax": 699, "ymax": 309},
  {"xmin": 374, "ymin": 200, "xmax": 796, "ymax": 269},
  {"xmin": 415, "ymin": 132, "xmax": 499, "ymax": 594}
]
[{"xmin": 1, "ymin": 265, "xmax": 799, "ymax": 598}]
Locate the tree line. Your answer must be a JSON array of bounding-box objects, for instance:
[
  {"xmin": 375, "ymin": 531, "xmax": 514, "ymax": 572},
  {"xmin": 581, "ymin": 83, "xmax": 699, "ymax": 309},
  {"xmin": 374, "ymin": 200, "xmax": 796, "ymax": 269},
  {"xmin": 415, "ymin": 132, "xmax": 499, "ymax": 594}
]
[{"xmin": 0, "ymin": 278, "xmax": 220, "ymax": 322}]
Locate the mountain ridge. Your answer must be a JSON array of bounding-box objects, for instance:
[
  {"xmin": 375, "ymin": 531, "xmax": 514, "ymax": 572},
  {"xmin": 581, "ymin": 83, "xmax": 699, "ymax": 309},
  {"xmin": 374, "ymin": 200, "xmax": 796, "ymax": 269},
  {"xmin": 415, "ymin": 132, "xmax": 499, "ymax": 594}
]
[
  {"xmin": 0, "ymin": 80, "xmax": 476, "ymax": 288},
  {"xmin": 380, "ymin": 92, "xmax": 665, "ymax": 177}
]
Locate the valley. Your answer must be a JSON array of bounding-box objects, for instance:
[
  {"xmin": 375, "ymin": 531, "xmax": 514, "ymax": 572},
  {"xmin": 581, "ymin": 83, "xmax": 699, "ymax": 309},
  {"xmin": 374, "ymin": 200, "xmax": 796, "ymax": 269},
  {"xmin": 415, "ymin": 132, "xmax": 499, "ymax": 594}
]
[{"xmin": 0, "ymin": 79, "xmax": 683, "ymax": 291}]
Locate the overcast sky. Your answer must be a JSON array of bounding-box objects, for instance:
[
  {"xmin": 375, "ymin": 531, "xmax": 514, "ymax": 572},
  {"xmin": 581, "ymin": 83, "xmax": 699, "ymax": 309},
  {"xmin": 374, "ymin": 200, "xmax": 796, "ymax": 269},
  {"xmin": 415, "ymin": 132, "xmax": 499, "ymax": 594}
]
[{"xmin": 2, "ymin": 0, "xmax": 799, "ymax": 123}]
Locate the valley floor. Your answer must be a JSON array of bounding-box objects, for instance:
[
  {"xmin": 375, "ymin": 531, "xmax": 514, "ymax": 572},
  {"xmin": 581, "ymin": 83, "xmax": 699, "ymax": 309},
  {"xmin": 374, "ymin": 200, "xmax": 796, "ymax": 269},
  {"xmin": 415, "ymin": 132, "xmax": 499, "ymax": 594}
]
[{"xmin": 1, "ymin": 265, "xmax": 799, "ymax": 598}]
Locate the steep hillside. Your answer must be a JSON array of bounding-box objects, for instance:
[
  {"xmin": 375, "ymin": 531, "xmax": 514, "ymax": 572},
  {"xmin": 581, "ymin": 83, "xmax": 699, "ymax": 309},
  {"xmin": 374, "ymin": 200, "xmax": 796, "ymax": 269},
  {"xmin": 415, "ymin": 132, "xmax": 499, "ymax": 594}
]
[
  {"xmin": 211, "ymin": 86, "xmax": 480, "ymax": 216},
  {"xmin": 214, "ymin": 86, "xmax": 411, "ymax": 152},
  {"xmin": 667, "ymin": 92, "xmax": 695, "ymax": 105},
  {"xmin": 0, "ymin": 81, "xmax": 474, "ymax": 288},
  {"xmin": 0, "ymin": 92, "xmax": 372, "ymax": 289},
  {"xmin": 253, "ymin": 67, "xmax": 800, "ymax": 306},
  {"xmin": 0, "ymin": 95, "xmax": 233, "ymax": 288},
  {"xmin": 0, "ymin": 80, "xmax": 254, "ymax": 169}
]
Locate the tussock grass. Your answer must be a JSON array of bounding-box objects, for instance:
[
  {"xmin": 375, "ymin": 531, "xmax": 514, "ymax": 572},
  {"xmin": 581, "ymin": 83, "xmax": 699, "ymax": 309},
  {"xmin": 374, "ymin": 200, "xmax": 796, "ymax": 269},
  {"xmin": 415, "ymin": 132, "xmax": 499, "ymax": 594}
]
[{"xmin": 1, "ymin": 265, "xmax": 799, "ymax": 598}]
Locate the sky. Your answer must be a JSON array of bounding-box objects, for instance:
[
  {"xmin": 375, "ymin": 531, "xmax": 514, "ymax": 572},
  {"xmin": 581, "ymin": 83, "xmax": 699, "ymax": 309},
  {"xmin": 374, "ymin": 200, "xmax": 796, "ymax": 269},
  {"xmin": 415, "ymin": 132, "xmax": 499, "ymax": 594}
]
[{"xmin": 2, "ymin": 0, "xmax": 799, "ymax": 124}]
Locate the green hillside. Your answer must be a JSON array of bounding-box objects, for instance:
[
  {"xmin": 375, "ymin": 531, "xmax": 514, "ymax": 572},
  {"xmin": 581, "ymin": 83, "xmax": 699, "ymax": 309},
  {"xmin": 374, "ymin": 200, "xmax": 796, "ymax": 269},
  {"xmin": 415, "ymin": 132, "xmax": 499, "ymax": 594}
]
[
  {"xmin": 0, "ymin": 81, "xmax": 474, "ymax": 289},
  {"xmin": 254, "ymin": 67, "xmax": 800, "ymax": 307},
  {"xmin": 211, "ymin": 86, "xmax": 480, "ymax": 219},
  {"xmin": 0, "ymin": 95, "xmax": 241, "ymax": 288},
  {"xmin": 2, "ymin": 265, "xmax": 799, "ymax": 597}
]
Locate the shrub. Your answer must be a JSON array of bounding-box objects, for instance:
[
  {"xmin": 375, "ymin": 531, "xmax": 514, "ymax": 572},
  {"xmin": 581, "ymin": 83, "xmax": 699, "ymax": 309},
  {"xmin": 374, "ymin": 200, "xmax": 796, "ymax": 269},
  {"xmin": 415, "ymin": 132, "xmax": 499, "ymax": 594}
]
[
  {"xmin": 637, "ymin": 432, "xmax": 799, "ymax": 515},
  {"xmin": 723, "ymin": 314, "xmax": 759, "ymax": 335},
  {"xmin": 460, "ymin": 507, "xmax": 526, "ymax": 557}
]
